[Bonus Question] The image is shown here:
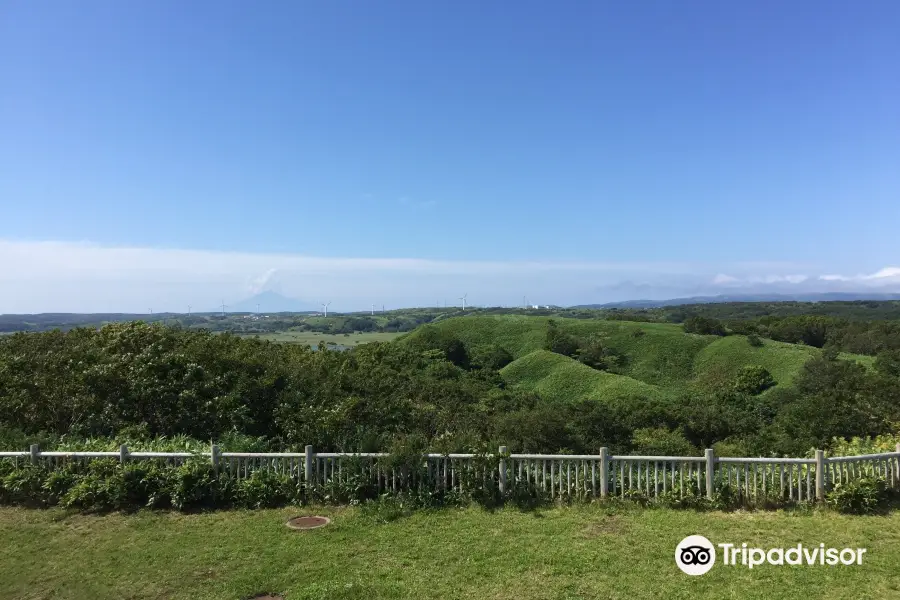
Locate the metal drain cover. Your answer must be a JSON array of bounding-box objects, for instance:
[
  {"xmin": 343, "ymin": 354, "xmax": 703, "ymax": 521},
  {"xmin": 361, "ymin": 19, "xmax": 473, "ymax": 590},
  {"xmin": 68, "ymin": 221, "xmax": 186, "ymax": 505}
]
[{"xmin": 286, "ymin": 515, "xmax": 331, "ymax": 530}]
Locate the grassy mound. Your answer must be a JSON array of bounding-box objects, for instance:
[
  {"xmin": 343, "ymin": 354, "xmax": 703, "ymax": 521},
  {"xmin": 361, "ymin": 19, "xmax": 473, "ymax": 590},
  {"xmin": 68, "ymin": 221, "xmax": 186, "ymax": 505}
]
[
  {"xmin": 400, "ymin": 315, "xmax": 877, "ymax": 401},
  {"xmin": 500, "ymin": 350, "xmax": 667, "ymax": 404},
  {"xmin": 400, "ymin": 316, "xmax": 715, "ymax": 387},
  {"xmin": 691, "ymin": 335, "xmax": 820, "ymax": 391}
]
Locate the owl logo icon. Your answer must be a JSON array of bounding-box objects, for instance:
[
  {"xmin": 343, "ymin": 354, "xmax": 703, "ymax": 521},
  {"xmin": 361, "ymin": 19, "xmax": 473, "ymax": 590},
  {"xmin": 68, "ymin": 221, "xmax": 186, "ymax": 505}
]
[{"xmin": 675, "ymin": 535, "xmax": 716, "ymax": 575}]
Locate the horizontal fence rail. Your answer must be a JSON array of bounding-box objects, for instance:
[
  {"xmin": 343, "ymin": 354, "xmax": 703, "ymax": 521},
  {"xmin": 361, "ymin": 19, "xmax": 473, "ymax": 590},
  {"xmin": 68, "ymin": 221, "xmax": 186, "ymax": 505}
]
[{"xmin": 3, "ymin": 443, "xmax": 900, "ymax": 506}]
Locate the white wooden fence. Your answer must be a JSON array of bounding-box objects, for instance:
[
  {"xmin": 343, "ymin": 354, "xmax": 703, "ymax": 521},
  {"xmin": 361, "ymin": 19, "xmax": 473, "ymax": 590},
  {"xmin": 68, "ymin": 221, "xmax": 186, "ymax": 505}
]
[{"xmin": 3, "ymin": 443, "xmax": 900, "ymax": 505}]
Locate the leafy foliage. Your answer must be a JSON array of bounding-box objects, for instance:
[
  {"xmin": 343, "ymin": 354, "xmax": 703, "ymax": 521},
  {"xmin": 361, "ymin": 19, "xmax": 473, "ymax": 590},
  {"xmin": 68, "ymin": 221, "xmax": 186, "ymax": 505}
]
[
  {"xmin": 733, "ymin": 365, "xmax": 776, "ymax": 395},
  {"xmin": 544, "ymin": 320, "xmax": 580, "ymax": 357},
  {"xmin": 683, "ymin": 316, "xmax": 727, "ymax": 336},
  {"xmin": 826, "ymin": 476, "xmax": 889, "ymax": 514}
]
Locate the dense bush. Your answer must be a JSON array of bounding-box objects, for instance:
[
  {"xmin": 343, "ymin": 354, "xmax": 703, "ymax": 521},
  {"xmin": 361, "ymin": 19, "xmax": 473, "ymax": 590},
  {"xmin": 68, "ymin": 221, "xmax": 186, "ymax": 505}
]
[
  {"xmin": 575, "ymin": 334, "xmax": 623, "ymax": 372},
  {"xmin": 683, "ymin": 316, "xmax": 727, "ymax": 336},
  {"xmin": 544, "ymin": 321, "xmax": 579, "ymax": 357},
  {"xmin": 1, "ymin": 317, "xmax": 899, "ymax": 464},
  {"xmin": 469, "ymin": 344, "xmax": 514, "ymax": 371},
  {"xmin": 733, "ymin": 365, "xmax": 776, "ymax": 395},
  {"xmin": 826, "ymin": 476, "xmax": 889, "ymax": 514},
  {"xmin": 630, "ymin": 427, "xmax": 697, "ymax": 456}
]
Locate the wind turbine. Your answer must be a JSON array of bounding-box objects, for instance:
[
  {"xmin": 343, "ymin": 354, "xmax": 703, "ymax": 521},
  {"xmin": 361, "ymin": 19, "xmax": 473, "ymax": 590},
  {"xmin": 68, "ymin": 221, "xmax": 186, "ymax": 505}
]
[
  {"xmin": 371, "ymin": 303, "xmax": 375, "ymax": 316},
  {"xmin": 221, "ymin": 301, "xmax": 227, "ymax": 317},
  {"xmin": 322, "ymin": 301, "xmax": 331, "ymax": 318},
  {"xmin": 459, "ymin": 293, "xmax": 467, "ymax": 311},
  {"xmin": 187, "ymin": 305, "xmax": 192, "ymax": 316},
  {"xmin": 256, "ymin": 303, "xmax": 260, "ymax": 315}
]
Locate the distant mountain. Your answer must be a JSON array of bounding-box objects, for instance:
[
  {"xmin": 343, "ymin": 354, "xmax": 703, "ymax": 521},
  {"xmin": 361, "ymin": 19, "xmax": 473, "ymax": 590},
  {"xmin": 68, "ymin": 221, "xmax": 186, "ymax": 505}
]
[
  {"xmin": 572, "ymin": 292, "xmax": 900, "ymax": 309},
  {"xmin": 227, "ymin": 291, "xmax": 318, "ymax": 313}
]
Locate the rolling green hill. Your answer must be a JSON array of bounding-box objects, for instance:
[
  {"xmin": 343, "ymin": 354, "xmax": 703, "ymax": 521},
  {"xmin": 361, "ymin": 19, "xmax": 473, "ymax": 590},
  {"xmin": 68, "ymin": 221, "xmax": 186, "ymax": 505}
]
[
  {"xmin": 691, "ymin": 335, "xmax": 819, "ymax": 391},
  {"xmin": 399, "ymin": 315, "xmax": 874, "ymax": 404},
  {"xmin": 499, "ymin": 350, "xmax": 667, "ymax": 405}
]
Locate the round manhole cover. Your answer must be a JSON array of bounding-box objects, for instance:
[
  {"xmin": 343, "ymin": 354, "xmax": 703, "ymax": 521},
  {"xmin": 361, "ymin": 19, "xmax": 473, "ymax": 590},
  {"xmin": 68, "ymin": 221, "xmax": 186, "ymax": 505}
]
[{"xmin": 286, "ymin": 515, "xmax": 331, "ymax": 530}]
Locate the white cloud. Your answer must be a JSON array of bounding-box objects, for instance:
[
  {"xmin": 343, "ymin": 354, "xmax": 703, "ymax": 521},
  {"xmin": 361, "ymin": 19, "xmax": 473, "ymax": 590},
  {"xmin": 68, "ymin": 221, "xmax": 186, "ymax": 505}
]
[
  {"xmin": 817, "ymin": 267, "xmax": 900, "ymax": 284},
  {"xmin": 864, "ymin": 267, "xmax": 900, "ymax": 280},
  {"xmin": 248, "ymin": 268, "xmax": 279, "ymax": 295},
  {"xmin": 712, "ymin": 274, "xmax": 740, "ymax": 284},
  {"xmin": 711, "ymin": 273, "xmax": 808, "ymax": 286},
  {"xmin": 0, "ymin": 239, "xmax": 897, "ymax": 313}
]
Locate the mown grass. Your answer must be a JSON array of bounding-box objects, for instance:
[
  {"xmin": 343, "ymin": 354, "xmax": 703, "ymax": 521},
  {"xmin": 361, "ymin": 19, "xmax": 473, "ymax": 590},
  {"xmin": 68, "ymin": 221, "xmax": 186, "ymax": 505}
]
[{"xmin": 1, "ymin": 505, "xmax": 898, "ymax": 599}]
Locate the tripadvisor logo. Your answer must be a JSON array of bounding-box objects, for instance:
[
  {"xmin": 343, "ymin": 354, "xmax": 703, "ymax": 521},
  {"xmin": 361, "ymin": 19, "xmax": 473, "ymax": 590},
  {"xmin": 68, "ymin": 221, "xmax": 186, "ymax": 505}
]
[
  {"xmin": 675, "ymin": 535, "xmax": 867, "ymax": 575},
  {"xmin": 676, "ymin": 535, "xmax": 716, "ymax": 575}
]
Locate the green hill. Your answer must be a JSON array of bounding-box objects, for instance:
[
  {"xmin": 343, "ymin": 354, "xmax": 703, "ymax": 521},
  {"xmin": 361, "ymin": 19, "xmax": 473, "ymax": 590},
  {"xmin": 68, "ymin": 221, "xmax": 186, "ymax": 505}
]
[
  {"xmin": 500, "ymin": 350, "xmax": 667, "ymax": 405},
  {"xmin": 400, "ymin": 315, "xmax": 715, "ymax": 387},
  {"xmin": 399, "ymin": 315, "xmax": 875, "ymax": 402},
  {"xmin": 691, "ymin": 335, "xmax": 820, "ymax": 391}
]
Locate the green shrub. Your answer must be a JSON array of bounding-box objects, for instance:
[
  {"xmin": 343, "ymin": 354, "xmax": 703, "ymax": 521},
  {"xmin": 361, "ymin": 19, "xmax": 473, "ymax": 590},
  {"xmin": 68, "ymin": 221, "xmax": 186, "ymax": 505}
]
[
  {"xmin": 42, "ymin": 469, "xmax": 77, "ymax": 505},
  {"xmin": 828, "ymin": 431, "xmax": 900, "ymax": 456},
  {"xmin": 684, "ymin": 316, "xmax": 727, "ymax": 336},
  {"xmin": 826, "ymin": 476, "xmax": 888, "ymax": 514},
  {"xmin": 169, "ymin": 460, "xmax": 224, "ymax": 511},
  {"xmin": 630, "ymin": 427, "xmax": 697, "ymax": 456},
  {"xmin": 747, "ymin": 334, "xmax": 763, "ymax": 347},
  {"xmin": 733, "ymin": 365, "xmax": 776, "ymax": 395},
  {"xmin": 62, "ymin": 472, "xmax": 126, "ymax": 512},
  {"xmin": 359, "ymin": 494, "xmax": 416, "ymax": 523},
  {"xmin": 235, "ymin": 469, "xmax": 296, "ymax": 509},
  {"xmin": 711, "ymin": 480, "xmax": 739, "ymax": 510},
  {"xmin": 659, "ymin": 487, "xmax": 708, "ymax": 510},
  {"xmin": 469, "ymin": 344, "xmax": 514, "ymax": 371},
  {"xmin": 544, "ymin": 321, "xmax": 579, "ymax": 357},
  {"xmin": 1, "ymin": 464, "xmax": 50, "ymax": 507}
]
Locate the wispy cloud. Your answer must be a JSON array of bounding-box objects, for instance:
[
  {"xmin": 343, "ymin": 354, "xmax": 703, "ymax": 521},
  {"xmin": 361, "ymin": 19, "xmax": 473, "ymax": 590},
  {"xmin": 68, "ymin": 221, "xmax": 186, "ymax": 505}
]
[
  {"xmin": 817, "ymin": 267, "xmax": 900, "ymax": 283},
  {"xmin": 711, "ymin": 268, "xmax": 900, "ymax": 288},
  {"xmin": 248, "ymin": 268, "xmax": 279, "ymax": 295},
  {"xmin": 0, "ymin": 239, "xmax": 897, "ymax": 313}
]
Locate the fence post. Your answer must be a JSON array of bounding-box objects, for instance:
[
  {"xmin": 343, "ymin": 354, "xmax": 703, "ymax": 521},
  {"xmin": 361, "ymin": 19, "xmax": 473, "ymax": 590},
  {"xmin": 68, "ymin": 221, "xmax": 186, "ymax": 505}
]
[
  {"xmin": 705, "ymin": 448, "xmax": 715, "ymax": 500},
  {"xmin": 119, "ymin": 444, "xmax": 129, "ymax": 465},
  {"xmin": 30, "ymin": 444, "xmax": 39, "ymax": 465},
  {"xmin": 599, "ymin": 447, "xmax": 609, "ymax": 498},
  {"xmin": 210, "ymin": 444, "xmax": 220, "ymax": 473},
  {"xmin": 305, "ymin": 445, "xmax": 314, "ymax": 493},
  {"xmin": 498, "ymin": 446, "xmax": 508, "ymax": 495},
  {"xmin": 895, "ymin": 443, "xmax": 900, "ymax": 489},
  {"xmin": 815, "ymin": 449, "xmax": 826, "ymax": 501}
]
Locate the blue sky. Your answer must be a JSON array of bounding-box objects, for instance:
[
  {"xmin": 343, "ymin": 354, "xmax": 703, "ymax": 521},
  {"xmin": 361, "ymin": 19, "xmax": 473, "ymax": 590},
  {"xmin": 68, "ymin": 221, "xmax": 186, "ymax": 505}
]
[{"xmin": 1, "ymin": 1, "xmax": 899, "ymax": 312}]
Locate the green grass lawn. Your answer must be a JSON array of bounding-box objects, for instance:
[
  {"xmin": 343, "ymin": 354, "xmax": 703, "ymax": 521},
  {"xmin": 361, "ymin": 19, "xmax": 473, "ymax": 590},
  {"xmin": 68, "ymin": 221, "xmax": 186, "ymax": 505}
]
[
  {"xmin": 2, "ymin": 505, "xmax": 899, "ymax": 600},
  {"xmin": 245, "ymin": 331, "xmax": 403, "ymax": 347}
]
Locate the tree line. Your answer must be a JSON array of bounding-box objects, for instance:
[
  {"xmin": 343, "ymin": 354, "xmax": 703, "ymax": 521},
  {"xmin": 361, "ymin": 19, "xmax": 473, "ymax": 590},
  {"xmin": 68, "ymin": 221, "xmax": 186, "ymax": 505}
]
[{"xmin": 1, "ymin": 321, "xmax": 899, "ymax": 459}]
